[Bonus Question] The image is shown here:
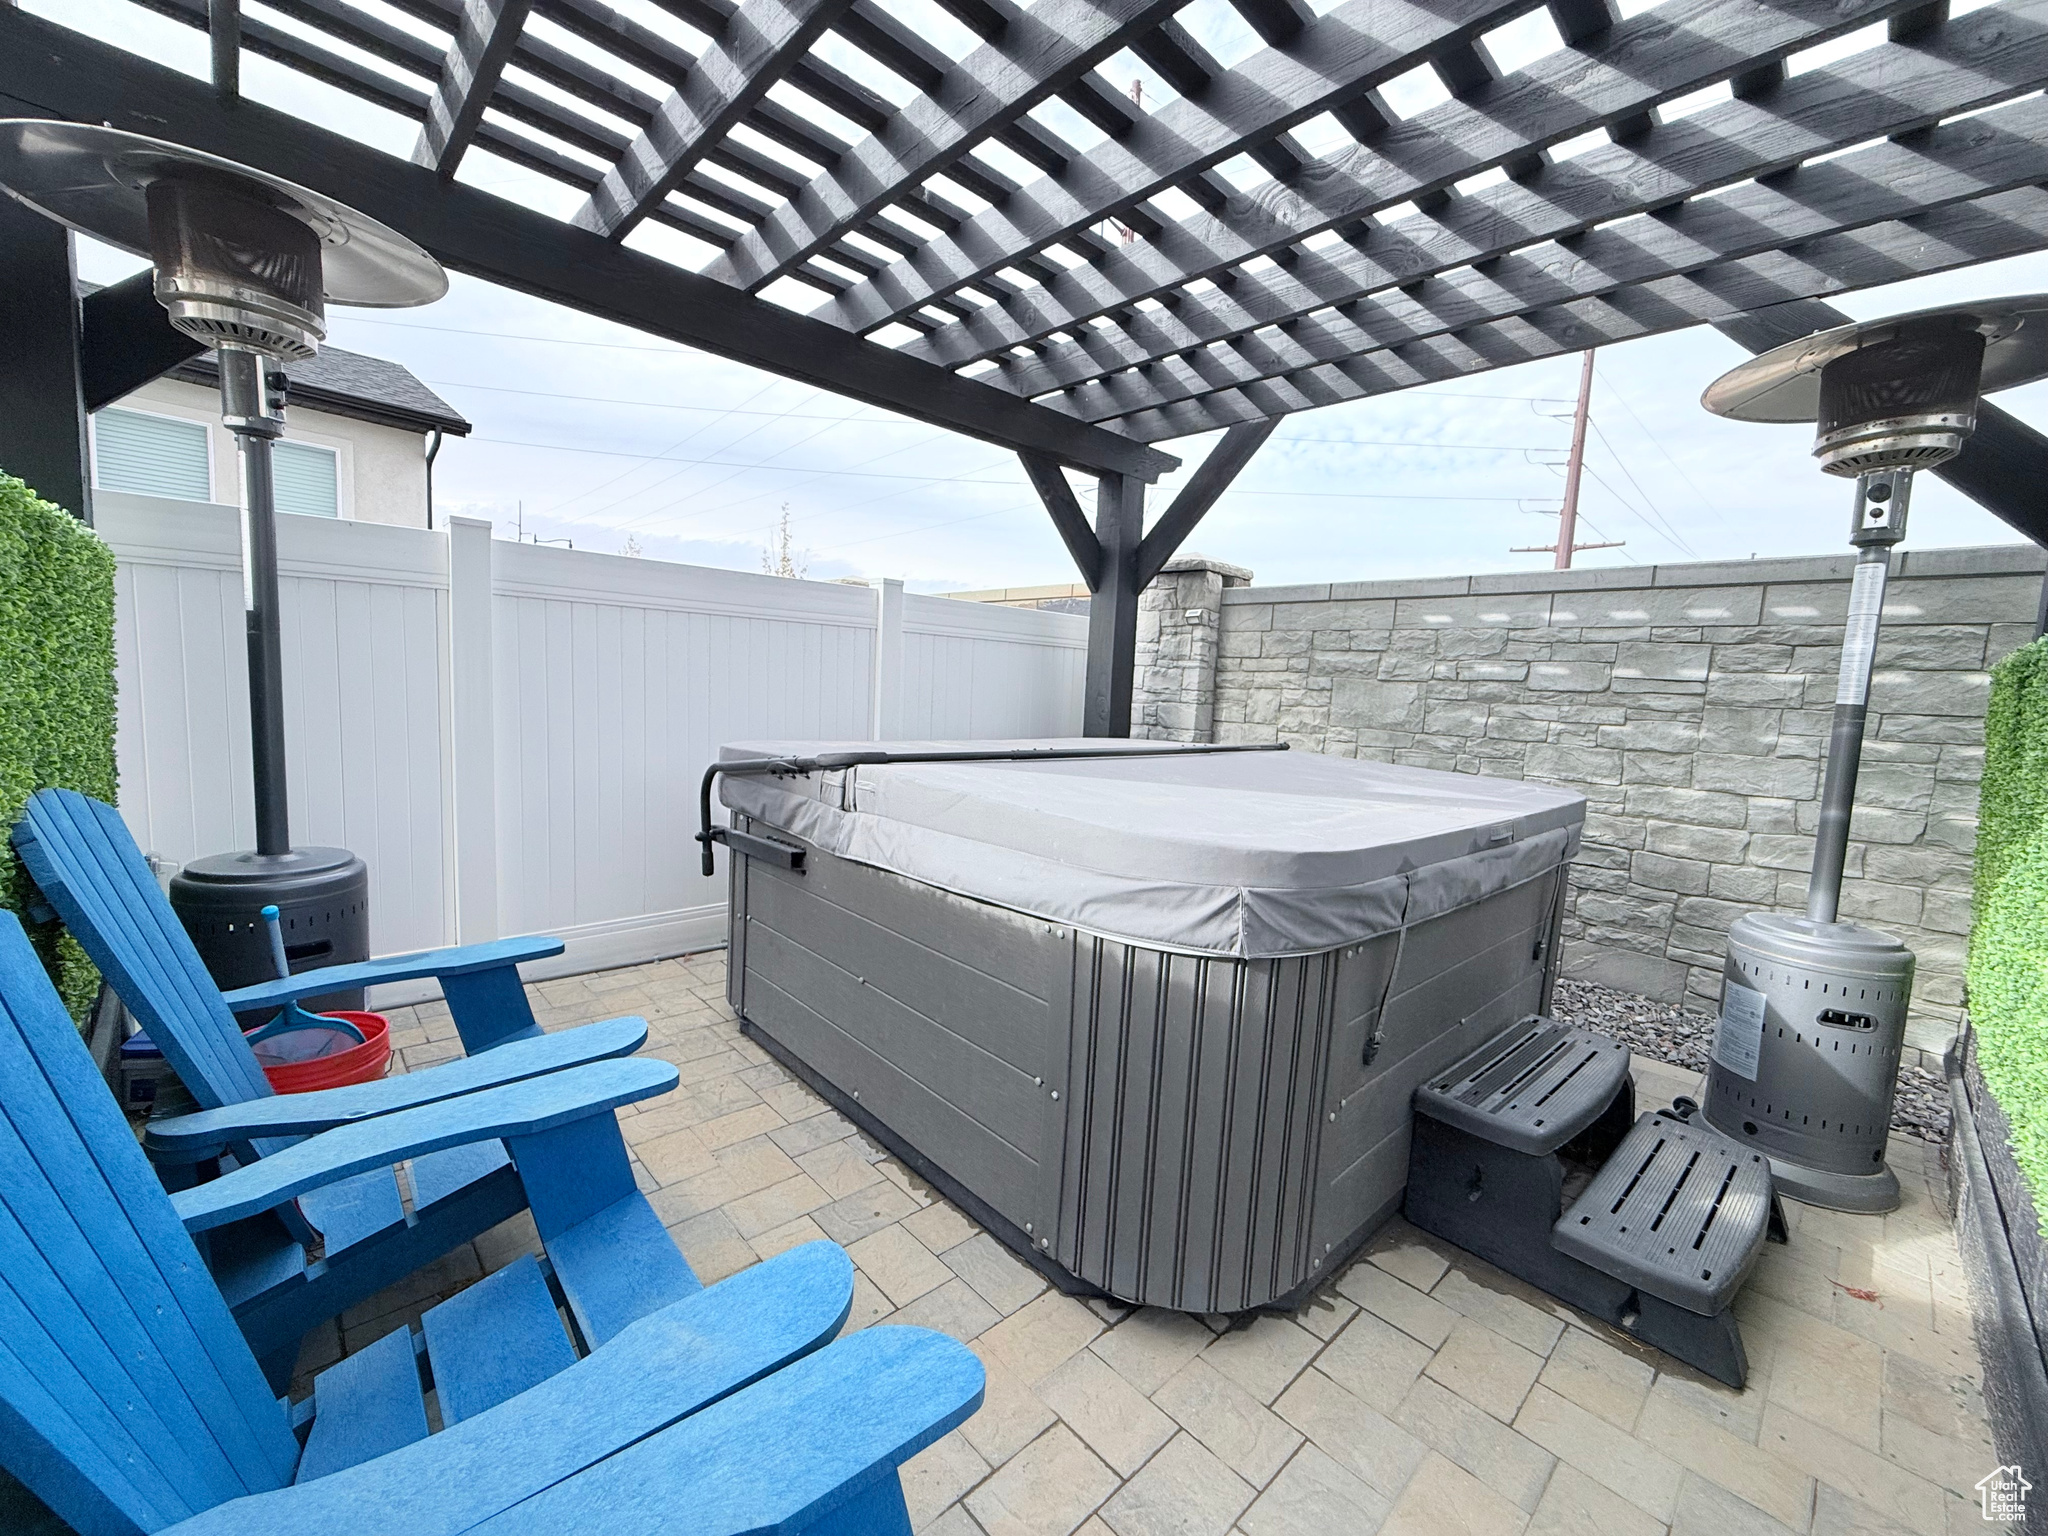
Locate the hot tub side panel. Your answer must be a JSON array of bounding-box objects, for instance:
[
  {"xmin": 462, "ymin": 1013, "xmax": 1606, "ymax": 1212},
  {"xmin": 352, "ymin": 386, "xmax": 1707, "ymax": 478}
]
[
  {"xmin": 1312, "ymin": 864, "xmax": 1571, "ymax": 1261},
  {"xmin": 729, "ymin": 837, "xmax": 1073, "ymax": 1246},
  {"xmin": 1056, "ymin": 938, "xmax": 1396, "ymax": 1314}
]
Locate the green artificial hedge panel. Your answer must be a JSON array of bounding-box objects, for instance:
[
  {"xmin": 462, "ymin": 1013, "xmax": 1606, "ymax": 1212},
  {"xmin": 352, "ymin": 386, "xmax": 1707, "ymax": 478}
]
[
  {"xmin": 0, "ymin": 471, "xmax": 117, "ymax": 1019},
  {"xmin": 1970, "ymin": 635, "xmax": 2048, "ymax": 1239}
]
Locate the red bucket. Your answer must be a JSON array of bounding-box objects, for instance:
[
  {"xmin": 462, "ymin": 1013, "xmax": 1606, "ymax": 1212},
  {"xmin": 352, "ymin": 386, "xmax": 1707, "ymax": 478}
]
[{"xmin": 250, "ymin": 1010, "xmax": 393, "ymax": 1094}]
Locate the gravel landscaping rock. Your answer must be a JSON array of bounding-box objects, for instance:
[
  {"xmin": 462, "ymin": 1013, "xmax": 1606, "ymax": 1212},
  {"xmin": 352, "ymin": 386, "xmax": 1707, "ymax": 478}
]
[{"xmin": 1549, "ymin": 977, "xmax": 1950, "ymax": 1145}]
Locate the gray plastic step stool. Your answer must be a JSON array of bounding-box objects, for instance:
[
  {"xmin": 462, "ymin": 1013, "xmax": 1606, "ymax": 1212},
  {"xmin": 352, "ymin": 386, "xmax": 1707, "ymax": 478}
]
[{"xmin": 1405, "ymin": 1016, "xmax": 1785, "ymax": 1386}]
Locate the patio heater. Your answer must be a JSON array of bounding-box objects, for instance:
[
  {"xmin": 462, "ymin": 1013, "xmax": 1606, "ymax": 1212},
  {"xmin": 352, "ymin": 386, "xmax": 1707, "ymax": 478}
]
[
  {"xmin": 1699, "ymin": 297, "xmax": 2048, "ymax": 1212},
  {"xmin": 0, "ymin": 122, "xmax": 445, "ymax": 1005}
]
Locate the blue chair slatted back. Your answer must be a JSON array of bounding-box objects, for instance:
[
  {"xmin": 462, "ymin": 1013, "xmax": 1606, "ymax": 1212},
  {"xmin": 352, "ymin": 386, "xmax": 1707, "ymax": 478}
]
[
  {"xmin": 0, "ymin": 911, "xmax": 299, "ymax": 1536},
  {"xmin": 13, "ymin": 789, "xmax": 273, "ymax": 1111}
]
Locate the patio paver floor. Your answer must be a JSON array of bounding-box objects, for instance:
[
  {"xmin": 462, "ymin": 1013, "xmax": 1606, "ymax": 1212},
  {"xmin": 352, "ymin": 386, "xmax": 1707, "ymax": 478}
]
[{"xmin": 297, "ymin": 953, "xmax": 2011, "ymax": 1535}]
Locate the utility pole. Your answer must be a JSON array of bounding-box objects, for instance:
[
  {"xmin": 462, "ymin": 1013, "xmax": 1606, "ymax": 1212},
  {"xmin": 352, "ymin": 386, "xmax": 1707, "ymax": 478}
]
[
  {"xmin": 1513, "ymin": 350, "xmax": 1623, "ymax": 566},
  {"xmin": 1554, "ymin": 350, "xmax": 1595, "ymax": 570}
]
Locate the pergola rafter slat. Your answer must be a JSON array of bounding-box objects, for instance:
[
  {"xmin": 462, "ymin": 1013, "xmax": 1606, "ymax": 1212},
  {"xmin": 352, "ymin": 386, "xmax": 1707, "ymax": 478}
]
[
  {"xmin": 702, "ymin": 0, "xmax": 1192, "ymax": 293},
  {"xmin": 572, "ymin": 0, "xmax": 858, "ymax": 240},
  {"xmin": 415, "ymin": 0, "xmax": 536, "ymax": 177},
  {"xmin": 1059, "ymin": 92, "xmax": 2048, "ymax": 423},
  {"xmin": 899, "ymin": 0, "xmax": 1935, "ymax": 370},
  {"xmin": 1107, "ymin": 185, "xmax": 2048, "ymax": 439},
  {"xmin": 816, "ymin": 0, "xmax": 1538, "ymax": 336},
  {"xmin": 995, "ymin": 1, "xmax": 2048, "ymax": 404}
]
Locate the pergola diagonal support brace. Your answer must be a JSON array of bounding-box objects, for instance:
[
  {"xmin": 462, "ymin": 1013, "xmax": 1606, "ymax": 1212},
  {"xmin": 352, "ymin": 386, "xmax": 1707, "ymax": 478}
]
[
  {"xmin": 572, "ymin": 0, "xmax": 855, "ymax": 241},
  {"xmin": 413, "ymin": 0, "xmax": 535, "ymax": 178},
  {"xmin": 1134, "ymin": 419, "xmax": 1275, "ymax": 588},
  {"xmin": 1020, "ymin": 450, "xmax": 1103, "ymax": 590},
  {"xmin": 1714, "ymin": 298, "xmax": 2048, "ymax": 547}
]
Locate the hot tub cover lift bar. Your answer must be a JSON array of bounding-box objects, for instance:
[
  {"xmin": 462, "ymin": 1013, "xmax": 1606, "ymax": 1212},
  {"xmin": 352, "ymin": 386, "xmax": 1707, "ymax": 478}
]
[{"xmin": 695, "ymin": 741, "xmax": 1288, "ymax": 876}]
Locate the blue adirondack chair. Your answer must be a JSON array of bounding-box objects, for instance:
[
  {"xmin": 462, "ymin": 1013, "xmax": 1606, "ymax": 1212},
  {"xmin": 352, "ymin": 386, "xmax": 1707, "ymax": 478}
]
[
  {"xmin": 9, "ymin": 788, "xmax": 660, "ymax": 1386},
  {"xmin": 0, "ymin": 909, "xmax": 980, "ymax": 1536}
]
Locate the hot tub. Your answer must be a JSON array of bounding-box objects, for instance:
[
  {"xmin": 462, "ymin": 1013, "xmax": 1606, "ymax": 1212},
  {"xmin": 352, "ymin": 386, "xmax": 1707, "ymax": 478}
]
[{"xmin": 719, "ymin": 740, "xmax": 1585, "ymax": 1314}]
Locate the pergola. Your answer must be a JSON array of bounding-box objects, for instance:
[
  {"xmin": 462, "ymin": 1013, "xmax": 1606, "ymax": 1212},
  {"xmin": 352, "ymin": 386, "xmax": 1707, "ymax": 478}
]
[{"xmin": 4, "ymin": 0, "xmax": 2048, "ymax": 732}]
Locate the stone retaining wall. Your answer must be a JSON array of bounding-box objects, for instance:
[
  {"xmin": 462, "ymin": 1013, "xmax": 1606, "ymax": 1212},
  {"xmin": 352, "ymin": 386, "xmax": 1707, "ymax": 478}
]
[{"xmin": 1134, "ymin": 546, "xmax": 2047, "ymax": 1052}]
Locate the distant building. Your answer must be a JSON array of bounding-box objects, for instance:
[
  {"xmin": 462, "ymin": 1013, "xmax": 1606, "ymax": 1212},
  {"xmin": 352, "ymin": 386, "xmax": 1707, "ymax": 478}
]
[
  {"xmin": 91, "ymin": 342, "xmax": 470, "ymax": 528},
  {"xmin": 938, "ymin": 581, "xmax": 1092, "ymax": 615}
]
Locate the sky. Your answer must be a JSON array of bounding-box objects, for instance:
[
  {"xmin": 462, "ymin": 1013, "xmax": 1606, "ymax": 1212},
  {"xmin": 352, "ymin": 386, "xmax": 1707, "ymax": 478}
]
[{"xmin": 33, "ymin": 0, "xmax": 2048, "ymax": 592}]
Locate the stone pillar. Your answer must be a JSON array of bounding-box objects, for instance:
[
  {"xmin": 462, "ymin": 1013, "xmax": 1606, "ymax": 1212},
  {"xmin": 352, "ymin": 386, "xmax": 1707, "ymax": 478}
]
[{"xmin": 1134, "ymin": 554, "xmax": 1252, "ymax": 742}]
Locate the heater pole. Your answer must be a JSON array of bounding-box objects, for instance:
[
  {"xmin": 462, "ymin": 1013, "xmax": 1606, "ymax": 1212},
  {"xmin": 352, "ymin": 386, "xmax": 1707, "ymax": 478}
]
[
  {"xmin": 1806, "ymin": 470, "xmax": 1911, "ymax": 924},
  {"xmin": 220, "ymin": 347, "xmax": 292, "ymax": 857}
]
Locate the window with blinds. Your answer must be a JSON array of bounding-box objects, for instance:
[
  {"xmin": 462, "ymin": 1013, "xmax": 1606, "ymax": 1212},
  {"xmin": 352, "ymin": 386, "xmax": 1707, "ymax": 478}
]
[
  {"xmin": 273, "ymin": 440, "xmax": 340, "ymax": 518},
  {"xmin": 92, "ymin": 408, "xmax": 212, "ymax": 501}
]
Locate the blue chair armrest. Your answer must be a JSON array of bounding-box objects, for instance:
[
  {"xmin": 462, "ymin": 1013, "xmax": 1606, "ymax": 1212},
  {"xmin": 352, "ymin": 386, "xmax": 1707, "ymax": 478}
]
[
  {"xmin": 170, "ymin": 1058, "xmax": 678, "ymax": 1233},
  {"xmin": 145, "ymin": 1014, "xmax": 649, "ymax": 1161},
  {"xmin": 220, "ymin": 935, "xmax": 566, "ymax": 1013},
  {"xmin": 162, "ymin": 1321, "xmax": 976, "ymax": 1536},
  {"xmin": 159, "ymin": 1243, "xmax": 865, "ymax": 1536}
]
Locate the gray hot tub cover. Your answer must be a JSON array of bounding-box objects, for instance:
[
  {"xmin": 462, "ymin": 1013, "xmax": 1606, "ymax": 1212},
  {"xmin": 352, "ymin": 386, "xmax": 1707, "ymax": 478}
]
[{"xmin": 718, "ymin": 742, "xmax": 1585, "ymax": 960}]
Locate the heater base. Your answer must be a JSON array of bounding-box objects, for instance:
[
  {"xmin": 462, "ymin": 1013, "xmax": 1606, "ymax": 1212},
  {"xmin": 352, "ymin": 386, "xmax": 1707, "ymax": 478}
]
[{"xmin": 1760, "ymin": 1150, "xmax": 1901, "ymax": 1215}]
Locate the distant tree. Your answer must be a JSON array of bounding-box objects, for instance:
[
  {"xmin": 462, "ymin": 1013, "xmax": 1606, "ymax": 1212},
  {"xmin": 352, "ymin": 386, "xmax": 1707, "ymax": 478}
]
[
  {"xmin": 761, "ymin": 505, "xmax": 809, "ymax": 579},
  {"xmin": 619, "ymin": 532, "xmax": 643, "ymax": 558}
]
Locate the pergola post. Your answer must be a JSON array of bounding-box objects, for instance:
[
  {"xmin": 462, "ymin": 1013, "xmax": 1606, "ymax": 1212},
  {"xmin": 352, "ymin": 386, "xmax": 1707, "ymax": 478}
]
[
  {"xmin": 1028, "ymin": 422, "xmax": 1276, "ymax": 738},
  {"xmin": 0, "ymin": 194, "xmax": 91, "ymax": 522},
  {"xmin": 1084, "ymin": 474, "xmax": 1145, "ymax": 738}
]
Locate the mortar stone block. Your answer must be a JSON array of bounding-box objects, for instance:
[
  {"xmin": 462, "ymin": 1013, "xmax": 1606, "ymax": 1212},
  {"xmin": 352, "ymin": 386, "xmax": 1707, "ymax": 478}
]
[
  {"xmin": 1395, "ymin": 593, "xmax": 1551, "ymax": 629},
  {"xmin": 1708, "ymin": 865, "xmax": 1779, "ymax": 903},
  {"xmin": 1554, "ymin": 587, "xmax": 1762, "ymax": 628},
  {"xmin": 1622, "ymin": 752, "xmax": 1692, "ymax": 785},
  {"xmin": 1876, "ymin": 714, "xmax": 1982, "ymax": 744},
  {"xmin": 1705, "ymin": 672, "xmax": 1807, "ymax": 706},
  {"xmin": 1697, "ymin": 707, "xmax": 1779, "ymax": 755},
  {"xmin": 1644, "ymin": 822, "xmax": 1750, "ymax": 863},
  {"xmin": 1835, "ymin": 881, "xmax": 1924, "ymax": 927},
  {"xmin": 1867, "ymin": 667, "xmax": 1991, "ymax": 718},
  {"xmin": 1596, "ymin": 718, "xmax": 1702, "ymax": 752},
  {"xmin": 1852, "ymin": 764, "xmax": 1936, "ymax": 813},
  {"xmin": 1437, "ymin": 629, "xmax": 1509, "ymax": 658},
  {"xmin": 1527, "ymin": 661, "xmax": 1612, "ymax": 692},
  {"xmin": 1524, "ymin": 743, "xmax": 1623, "ymax": 784},
  {"xmin": 1630, "ymin": 851, "xmax": 1711, "ymax": 896},
  {"xmin": 1747, "ymin": 799, "xmax": 1798, "ymax": 833},
  {"xmin": 1613, "ymin": 642, "xmax": 1711, "ymax": 682},
  {"xmin": 1581, "ymin": 814, "xmax": 1646, "ymax": 851},
  {"xmin": 1622, "ymin": 786, "xmax": 1749, "ymax": 829},
  {"xmin": 1692, "ymin": 753, "xmax": 1818, "ymax": 800},
  {"xmin": 1378, "ymin": 653, "xmax": 1435, "ymax": 680},
  {"xmin": 1875, "ymin": 627, "xmax": 1987, "ymax": 671},
  {"xmin": 1706, "ymin": 644, "xmax": 1795, "ymax": 673}
]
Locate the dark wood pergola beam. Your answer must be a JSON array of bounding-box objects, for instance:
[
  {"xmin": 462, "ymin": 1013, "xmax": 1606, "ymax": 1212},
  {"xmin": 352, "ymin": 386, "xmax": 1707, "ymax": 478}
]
[
  {"xmin": 0, "ymin": 7, "xmax": 1177, "ymax": 481},
  {"xmin": 79, "ymin": 273, "xmax": 209, "ymax": 413}
]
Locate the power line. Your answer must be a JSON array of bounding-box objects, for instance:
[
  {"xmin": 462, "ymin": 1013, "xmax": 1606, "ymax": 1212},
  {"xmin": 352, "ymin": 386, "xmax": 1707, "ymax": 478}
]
[
  {"xmin": 1593, "ymin": 362, "xmax": 1731, "ymax": 528},
  {"xmin": 1584, "ymin": 421, "xmax": 1699, "ymax": 557}
]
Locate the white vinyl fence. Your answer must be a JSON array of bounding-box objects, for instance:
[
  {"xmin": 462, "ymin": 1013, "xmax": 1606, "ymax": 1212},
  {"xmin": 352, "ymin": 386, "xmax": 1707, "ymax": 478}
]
[{"xmin": 97, "ymin": 493, "xmax": 1087, "ymax": 998}]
